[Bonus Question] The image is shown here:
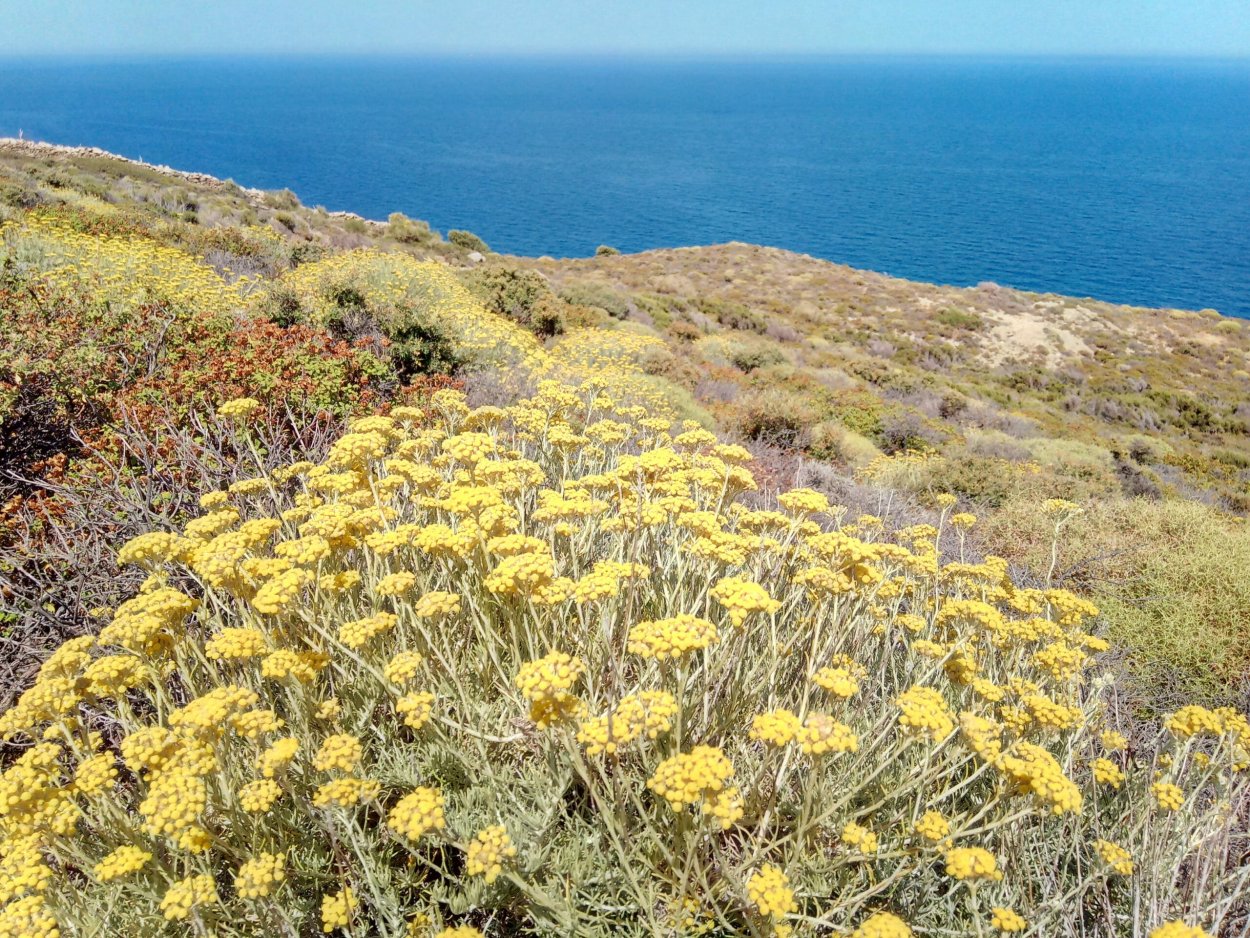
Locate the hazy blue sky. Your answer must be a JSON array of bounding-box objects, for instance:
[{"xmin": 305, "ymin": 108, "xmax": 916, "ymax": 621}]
[{"xmin": 2, "ymin": 0, "xmax": 1248, "ymax": 58}]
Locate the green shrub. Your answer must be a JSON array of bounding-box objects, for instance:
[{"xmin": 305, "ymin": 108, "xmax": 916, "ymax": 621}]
[
  {"xmin": 387, "ymin": 212, "xmax": 436, "ymax": 245},
  {"xmin": 980, "ymin": 498, "xmax": 1250, "ymax": 707},
  {"xmin": 912, "ymin": 455, "xmax": 1033, "ymax": 507},
  {"xmin": 698, "ymin": 297, "xmax": 765, "ymax": 333},
  {"xmin": 877, "ymin": 411, "xmax": 947, "ymax": 454},
  {"xmin": 461, "ymin": 265, "xmax": 554, "ymax": 329},
  {"xmin": 385, "ymin": 314, "xmax": 468, "ymax": 379},
  {"xmin": 830, "ymin": 400, "xmax": 884, "ymax": 439},
  {"xmin": 257, "ymin": 285, "xmax": 306, "ymax": 328},
  {"xmin": 595, "ymin": 244, "xmax": 620, "ymax": 256},
  {"xmin": 667, "ymin": 321, "xmax": 701, "ymax": 343},
  {"xmin": 0, "ymin": 181, "xmax": 44, "ymax": 210},
  {"xmin": 934, "ymin": 307, "xmax": 984, "ymax": 330},
  {"xmin": 693, "ymin": 335, "xmax": 789, "ymax": 375},
  {"xmin": 311, "ymin": 278, "xmax": 465, "ymax": 380},
  {"xmin": 808, "ymin": 421, "xmax": 882, "ymax": 468},
  {"xmin": 729, "ymin": 342, "xmax": 787, "ymax": 374},
  {"xmin": 289, "ymin": 242, "xmax": 328, "ymax": 267},
  {"xmin": 262, "ymin": 188, "xmax": 300, "ymax": 210},
  {"xmin": 558, "ymin": 281, "xmax": 631, "ymax": 320},
  {"xmin": 528, "ymin": 296, "xmax": 566, "ymax": 338},
  {"xmin": 448, "ymin": 229, "xmax": 490, "ymax": 253},
  {"xmin": 736, "ymin": 388, "xmax": 816, "ymax": 447}
]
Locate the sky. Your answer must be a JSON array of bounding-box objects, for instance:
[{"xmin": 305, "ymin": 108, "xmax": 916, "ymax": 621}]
[{"xmin": 1, "ymin": 0, "xmax": 1248, "ymax": 58}]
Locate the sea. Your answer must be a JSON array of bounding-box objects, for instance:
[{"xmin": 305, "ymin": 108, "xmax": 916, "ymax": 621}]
[{"xmin": 1, "ymin": 55, "xmax": 1247, "ymax": 316}]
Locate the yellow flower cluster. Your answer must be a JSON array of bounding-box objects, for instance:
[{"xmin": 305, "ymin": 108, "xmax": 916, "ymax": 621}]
[
  {"xmin": 777, "ymin": 488, "xmax": 832, "ymax": 516},
  {"xmin": 7, "ymin": 213, "xmax": 249, "ymax": 319},
  {"xmin": 313, "ymin": 734, "xmax": 363, "ymax": 773},
  {"xmin": 750, "ymin": 709, "xmax": 802, "ymax": 748},
  {"xmin": 797, "ymin": 713, "xmax": 859, "ymax": 755},
  {"xmin": 1091, "ymin": 757, "xmax": 1126, "ymax": 789},
  {"xmin": 0, "ymin": 896, "xmax": 60, "ymax": 938},
  {"xmin": 841, "ymin": 821, "xmax": 878, "ymax": 854},
  {"xmin": 627, "ymin": 614, "xmax": 719, "ymax": 659},
  {"xmin": 991, "ymin": 907, "xmax": 1027, "ymax": 932},
  {"xmin": 387, "ymin": 787, "xmax": 446, "ymax": 841},
  {"xmin": 312, "ymin": 777, "xmax": 381, "ymax": 808},
  {"xmin": 944, "ymin": 846, "xmax": 1003, "ymax": 881},
  {"xmin": 1165, "ymin": 706, "xmax": 1224, "ymax": 740},
  {"xmin": 577, "ymin": 691, "xmax": 678, "ymax": 756},
  {"xmin": 93, "ymin": 845, "xmax": 151, "ymax": 883},
  {"xmin": 206, "ymin": 627, "xmax": 269, "ymax": 660},
  {"xmin": 235, "ymin": 851, "xmax": 287, "ymax": 900},
  {"xmin": 709, "ymin": 576, "xmax": 781, "ymax": 626},
  {"xmin": 465, "ymin": 825, "xmax": 517, "ymax": 884},
  {"xmin": 1095, "ymin": 839, "xmax": 1135, "ymax": 875},
  {"xmin": 320, "ymin": 887, "xmax": 356, "ymax": 933},
  {"xmin": 414, "ymin": 590, "xmax": 462, "ymax": 618},
  {"xmin": 746, "ymin": 864, "xmax": 795, "ymax": 923},
  {"xmin": 852, "ymin": 912, "xmax": 913, "ymax": 938},
  {"xmin": 257, "ymin": 737, "xmax": 300, "ymax": 777},
  {"xmin": 895, "ymin": 686, "xmax": 955, "ymax": 740},
  {"xmin": 913, "ymin": 810, "xmax": 950, "ymax": 843},
  {"xmin": 1152, "ymin": 781, "xmax": 1185, "ymax": 812},
  {"xmin": 397, "ymin": 691, "xmax": 436, "ymax": 730},
  {"xmin": 1149, "ymin": 924, "xmax": 1212, "ymax": 938},
  {"xmin": 338, "ymin": 612, "xmax": 397, "ymax": 649},
  {"xmin": 812, "ymin": 655, "xmax": 866, "ymax": 698},
  {"xmin": 219, "ymin": 397, "xmax": 262, "ymax": 419},
  {"xmin": 238, "ymin": 779, "xmax": 282, "ymax": 814},
  {"xmin": 999, "ymin": 743, "xmax": 1084, "ymax": 815},
  {"xmin": 646, "ymin": 746, "xmax": 743, "ymax": 828},
  {"xmin": 385, "ymin": 650, "xmax": 425, "ymax": 685},
  {"xmin": 0, "ymin": 334, "xmax": 1240, "ymax": 937},
  {"xmin": 159, "ymin": 873, "xmax": 219, "ymax": 921},
  {"xmin": 515, "ymin": 651, "xmax": 585, "ymax": 728}
]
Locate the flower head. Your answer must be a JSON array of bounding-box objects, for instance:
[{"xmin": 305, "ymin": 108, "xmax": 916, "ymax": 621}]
[
  {"xmin": 236, "ymin": 852, "xmax": 286, "ymax": 900},
  {"xmin": 466, "ymin": 824, "xmax": 518, "ymax": 884},
  {"xmin": 945, "ymin": 847, "xmax": 1002, "ymax": 881},
  {"xmin": 747, "ymin": 864, "xmax": 795, "ymax": 920},
  {"xmin": 387, "ymin": 787, "xmax": 446, "ymax": 841},
  {"xmin": 159, "ymin": 874, "xmax": 218, "ymax": 921},
  {"xmin": 991, "ymin": 907, "xmax": 1027, "ymax": 932},
  {"xmin": 852, "ymin": 912, "xmax": 913, "ymax": 938}
]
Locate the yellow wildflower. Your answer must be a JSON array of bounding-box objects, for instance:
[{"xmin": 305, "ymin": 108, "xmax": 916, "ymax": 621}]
[
  {"xmin": 852, "ymin": 912, "xmax": 913, "ymax": 938},
  {"xmin": 991, "ymin": 908, "xmax": 1027, "ymax": 932},
  {"xmin": 93, "ymin": 845, "xmax": 152, "ymax": 882},
  {"xmin": 945, "ymin": 846, "xmax": 1002, "ymax": 881},
  {"xmin": 1095, "ymin": 839, "xmax": 1135, "ymax": 875},
  {"xmin": 321, "ymin": 887, "xmax": 357, "ymax": 933},
  {"xmin": 159, "ymin": 874, "xmax": 218, "ymax": 921},
  {"xmin": 746, "ymin": 864, "xmax": 795, "ymax": 920},
  {"xmin": 465, "ymin": 824, "xmax": 517, "ymax": 884},
  {"xmin": 235, "ymin": 851, "xmax": 286, "ymax": 900},
  {"xmin": 388, "ymin": 787, "xmax": 446, "ymax": 841}
]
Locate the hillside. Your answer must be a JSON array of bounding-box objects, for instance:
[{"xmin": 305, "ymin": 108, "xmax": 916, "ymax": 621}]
[
  {"xmin": 522, "ymin": 242, "xmax": 1250, "ymax": 506},
  {"xmin": 0, "ymin": 140, "xmax": 1247, "ymax": 938},
  {"xmin": 3, "ymin": 139, "xmax": 1250, "ymax": 708}
]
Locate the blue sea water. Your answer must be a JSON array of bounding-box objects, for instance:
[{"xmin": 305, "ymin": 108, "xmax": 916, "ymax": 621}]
[{"xmin": 1, "ymin": 55, "xmax": 1248, "ymax": 315}]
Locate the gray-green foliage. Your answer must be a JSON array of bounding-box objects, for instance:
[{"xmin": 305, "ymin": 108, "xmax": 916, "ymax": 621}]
[{"xmin": 448, "ymin": 230, "xmax": 490, "ymax": 254}]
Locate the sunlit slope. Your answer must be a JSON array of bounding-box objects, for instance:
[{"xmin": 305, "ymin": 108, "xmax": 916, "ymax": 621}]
[{"xmin": 1, "ymin": 380, "xmax": 1245, "ymax": 936}]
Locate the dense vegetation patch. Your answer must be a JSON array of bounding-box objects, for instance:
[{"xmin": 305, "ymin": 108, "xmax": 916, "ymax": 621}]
[
  {"xmin": 0, "ymin": 144, "xmax": 1247, "ymax": 937},
  {"xmin": 2, "ymin": 387, "xmax": 1245, "ymax": 937}
]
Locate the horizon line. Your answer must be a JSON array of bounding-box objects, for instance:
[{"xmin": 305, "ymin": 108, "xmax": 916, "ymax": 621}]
[{"xmin": 1, "ymin": 50, "xmax": 1248, "ymax": 63}]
